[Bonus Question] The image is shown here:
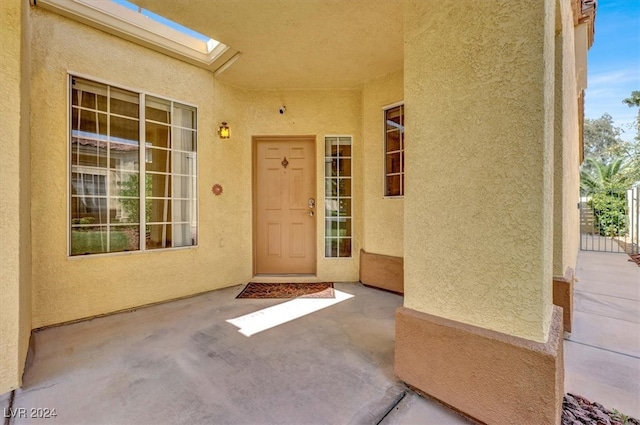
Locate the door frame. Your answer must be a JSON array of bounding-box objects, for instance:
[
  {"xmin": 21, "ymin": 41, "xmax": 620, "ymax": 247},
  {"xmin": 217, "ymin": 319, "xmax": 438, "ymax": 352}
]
[{"xmin": 252, "ymin": 135, "xmax": 317, "ymax": 276}]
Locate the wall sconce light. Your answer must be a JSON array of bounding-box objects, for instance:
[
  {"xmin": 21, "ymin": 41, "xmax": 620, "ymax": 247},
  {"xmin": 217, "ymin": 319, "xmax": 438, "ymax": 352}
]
[{"xmin": 218, "ymin": 122, "xmax": 230, "ymax": 139}]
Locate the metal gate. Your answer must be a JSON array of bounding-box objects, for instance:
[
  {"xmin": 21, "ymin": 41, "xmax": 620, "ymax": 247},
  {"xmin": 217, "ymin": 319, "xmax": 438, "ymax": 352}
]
[{"xmin": 580, "ymin": 186, "xmax": 639, "ymax": 254}]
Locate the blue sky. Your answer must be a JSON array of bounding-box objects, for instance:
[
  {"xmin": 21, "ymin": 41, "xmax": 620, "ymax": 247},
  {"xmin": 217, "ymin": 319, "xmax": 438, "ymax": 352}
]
[{"xmin": 585, "ymin": 0, "xmax": 640, "ymax": 142}]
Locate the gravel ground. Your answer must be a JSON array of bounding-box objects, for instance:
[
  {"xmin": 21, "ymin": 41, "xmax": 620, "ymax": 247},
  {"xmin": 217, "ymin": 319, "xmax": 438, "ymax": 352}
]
[{"xmin": 563, "ymin": 393, "xmax": 639, "ymax": 425}]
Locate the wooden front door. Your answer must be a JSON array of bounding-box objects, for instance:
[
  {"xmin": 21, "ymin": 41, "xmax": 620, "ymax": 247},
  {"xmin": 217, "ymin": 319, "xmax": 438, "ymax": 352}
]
[{"xmin": 254, "ymin": 137, "xmax": 316, "ymax": 274}]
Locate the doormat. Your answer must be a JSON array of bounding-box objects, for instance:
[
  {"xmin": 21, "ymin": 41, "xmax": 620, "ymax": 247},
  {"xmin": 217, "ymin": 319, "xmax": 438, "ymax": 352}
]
[{"xmin": 236, "ymin": 282, "xmax": 335, "ymax": 299}]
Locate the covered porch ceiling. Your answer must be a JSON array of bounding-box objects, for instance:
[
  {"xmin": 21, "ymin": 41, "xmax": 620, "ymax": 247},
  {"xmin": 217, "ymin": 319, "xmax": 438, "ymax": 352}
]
[{"xmin": 133, "ymin": 0, "xmax": 404, "ymax": 90}]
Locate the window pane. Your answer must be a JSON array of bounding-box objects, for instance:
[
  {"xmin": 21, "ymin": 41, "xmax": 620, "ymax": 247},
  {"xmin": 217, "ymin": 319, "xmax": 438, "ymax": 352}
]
[
  {"xmin": 386, "ymin": 153, "xmax": 401, "ymax": 174},
  {"xmin": 173, "ymin": 152, "xmax": 197, "ymax": 175},
  {"xmin": 339, "ymin": 199, "xmax": 351, "ymax": 216},
  {"xmin": 110, "ymin": 87, "xmax": 139, "ymax": 118},
  {"xmin": 71, "ymin": 196, "xmax": 108, "ymax": 222},
  {"xmin": 325, "ymin": 238, "xmax": 338, "ymax": 257},
  {"xmin": 72, "ymin": 78, "xmax": 107, "ymax": 111},
  {"xmin": 111, "ymin": 198, "xmax": 139, "ymax": 224},
  {"xmin": 110, "ymin": 225, "xmax": 139, "ymax": 252},
  {"xmin": 325, "ymin": 138, "xmax": 337, "ymax": 157},
  {"xmin": 109, "ymin": 143, "xmax": 139, "ymax": 170},
  {"xmin": 148, "ymin": 198, "xmax": 172, "ymax": 223},
  {"xmin": 338, "ymin": 178, "xmax": 351, "ymax": 197},
  {"xmin": 172, "ymin": 200, "xmax": 194, "ymax": 222},
  {"xmin": 71, "ymin": 173, "xmax": 107, "ymax": 196},
  {"xmin": 146, "ymin": 122, "xmax": 170, "ymax": 149},
  {"xmin": 71, "ymin": 226, "xmax": 108, "ymax": 255},
  {"xmin": 172, "ymin": 176, "xmax": 196, "ymax": 199},
  {"xmin": 339, "ymin": 238, "xmax": 352, "ymax": 257},
  {"xmin": 385, "ymin": 105, "xmax": 403, "ymax": 131},
  {"xmin": 337, "ymin": 144, "xmax": 351, "ymax": 157},
  {"xmin": 146, "ymin": 96, "xmax": 171, "ymax": 123},
  {"xmin": 386, "ymin": 130, "xmax": 401, "ymax": 152},
  {"xmin": 339, "ymin": 218, "xmax": 352, "ymax": 237},
  {"xmin": 71, "ymin": 139, "xmax": 108, "ymax": 168},
  {"xmin": 338, "ymin": 158, "xmax": 351, "ymax": 177},
  {"xmin": 326, "ymin": 158, "xmax": 338, "ymax": 177},
  {"xmin": 72, "ymin": 108, "xmax": 108, "ymax": 139},
  {"xmin": 114, "ymin": 171, "xmax": 140, "ymax": 196},
  {"xmin": 173, "ymin": 128, "xmax": 196, "ymax": 152},
  {"xmin": 146, "ymin": 224, "xmax": 171, "ymax": 249},
  {"xmin": 146, "ymin": 149, "xmax": 171, "ymax": 173},
  {"xmin": 110, "ymin": 116, "xmax": 139, "ymax": 143},
  {"xmin": 325, "ymin": 179, "xmax": 338, "ymax": 197},
  {"xmin": 325, "ymin": 219, "xmax": 339, "ymax": 236},
  {"xmin": 325, "ymin": 198, "xmax": 339, "ymax": 217},
  {"xmin": 172, "ymin": 224, "xmax": 195, "ymax": 247},
  {"xmin": 173, "ymin": 104, "xmax": 196, "ymax": 129},
  {"xmin": 147, "ymin": 173, "xmax": 171, "ymax": 199},
  {"xmin": 386, "ymin": 175, "xmax": 401, "ymax": 196}
]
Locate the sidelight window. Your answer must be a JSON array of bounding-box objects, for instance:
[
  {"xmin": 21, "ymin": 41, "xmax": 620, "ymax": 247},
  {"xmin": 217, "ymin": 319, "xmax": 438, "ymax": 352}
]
[{"xmin": 324, "ymin": 136, "xmax": 352, "ymax": 258}]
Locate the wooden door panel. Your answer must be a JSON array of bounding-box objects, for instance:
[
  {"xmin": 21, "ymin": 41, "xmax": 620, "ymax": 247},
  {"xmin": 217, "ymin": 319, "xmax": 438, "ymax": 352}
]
[{"xmin": 255, "ymin": 138, "xmax": 316, "ymax": 274}]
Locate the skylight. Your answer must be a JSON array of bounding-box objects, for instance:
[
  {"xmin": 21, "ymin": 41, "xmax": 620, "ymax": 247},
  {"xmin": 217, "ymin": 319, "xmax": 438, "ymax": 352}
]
[
  {"xmin": 111, "ymin": 0, "xmax": 219, "ymax": 53},
  {"xmin": 35, "ymin": 0, "xmax": 238, "ymax": 72}
]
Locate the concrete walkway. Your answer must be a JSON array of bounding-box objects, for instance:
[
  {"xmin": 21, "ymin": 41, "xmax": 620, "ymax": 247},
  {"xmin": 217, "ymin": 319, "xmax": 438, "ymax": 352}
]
[
  {"xmin": 565, "ymin": 250, "xmax": 640, "ymax": 419},
  {"xmin": 2, "ymin": 251, "xmax": 638, "ymax": 424}
]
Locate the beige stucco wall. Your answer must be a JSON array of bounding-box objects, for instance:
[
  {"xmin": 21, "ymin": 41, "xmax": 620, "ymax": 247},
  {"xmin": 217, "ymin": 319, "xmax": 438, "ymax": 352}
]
[
  {"xmin": 30, "ymin": 9, "xmax": 241, "ymax": 328},
  {"xmin": 213, "ymin": 84, "xmax": 363, "ymax": 282},
  {"xmin": 30, "ymin": 9, "xmax": 362, "ymax": 328},
  {"xmin": 0, "ymin": 0, "xmax": 32, "ymax": 394},
  {"xmin": 403, "ymin": 0, "xmax": 556, "ymax": 343},
  {"xmin": 553, "ymin": 0, "xmax": 580, "ymax": 277},
  {"xmin": 362, "ymin": 70, "xmax": 404, "ymax": 257}
]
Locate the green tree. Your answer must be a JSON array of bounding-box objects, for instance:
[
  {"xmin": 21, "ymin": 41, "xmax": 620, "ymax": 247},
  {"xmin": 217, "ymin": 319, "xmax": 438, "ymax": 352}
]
[
  {"xmin": 580, "ymin": 157, "xmax": 630, "ymax": 192},
  {"xmin": 583, "ymin": 113, "xmax": 628, "ymax": 163},
  {"xmin": 622, "ymin": 90, "xmax": 640, "ymax": 182},
  {"xmin": 580, "ymin": 158, "xmax": 631, "ymax": 237}
]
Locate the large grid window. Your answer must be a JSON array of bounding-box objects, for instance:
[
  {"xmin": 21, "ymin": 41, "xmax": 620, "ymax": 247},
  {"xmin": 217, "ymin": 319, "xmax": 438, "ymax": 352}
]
[
  {"xmin": 70, "ymin": 76, "xmax": 197, "ymax": 256},
  {"xmin": 384, "ymin": 104, "xmax": 404, "ymax": 197},
  {"xmin": 324, "ymin": 136, "xmax": 352, "ymax": 258}
]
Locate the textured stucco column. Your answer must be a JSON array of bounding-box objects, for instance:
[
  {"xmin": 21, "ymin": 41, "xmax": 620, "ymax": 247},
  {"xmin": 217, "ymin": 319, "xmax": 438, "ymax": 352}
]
[
  {"xmin": 399, "ymin": 1, "xmax": 562, "ymax": 423},
  {"xmin": 552, "ymin": 0, "xmax": 581, "ymax": 333},
  {"xmin": 0, "ymin": 0, "xmax": 32, "ymax": 394}
]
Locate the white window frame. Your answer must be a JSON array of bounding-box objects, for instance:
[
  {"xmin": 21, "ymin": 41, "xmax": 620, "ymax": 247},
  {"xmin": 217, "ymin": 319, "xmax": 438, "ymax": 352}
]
[
  {"xmin": 324, "ymin": 135, "xmax": 353, "ymax": 259},
  {"xmin": 383, "ymin": 101, "xmax": 404, "ymax": 198},
  {"xmin": 67, "ymin": 73, "xmax": 199, "ymax": 257}
]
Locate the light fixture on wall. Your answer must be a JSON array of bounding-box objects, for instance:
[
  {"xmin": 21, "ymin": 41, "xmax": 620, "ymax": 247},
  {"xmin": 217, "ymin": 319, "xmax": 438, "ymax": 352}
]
[{"xmin": 218, "ymin": 122, "xmax": 230, "ymax": 139}]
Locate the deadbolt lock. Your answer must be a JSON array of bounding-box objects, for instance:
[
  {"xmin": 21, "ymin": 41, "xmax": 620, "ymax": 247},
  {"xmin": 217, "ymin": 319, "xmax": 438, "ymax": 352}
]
[{"xmin": 308, "ymin": 198, "xmax": 315, "ymax": 208}]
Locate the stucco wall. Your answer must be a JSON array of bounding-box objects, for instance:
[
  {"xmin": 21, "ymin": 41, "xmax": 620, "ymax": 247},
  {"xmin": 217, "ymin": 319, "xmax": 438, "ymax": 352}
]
[
  {"xmin": 30, "ymin": 9, "xmax": 362, "ymax": 328},
  {"xmin": 403, "ymin": 0, "xmax": 555, "ymax": 343},
  {"xmin": 30, "ymin": 9, "xmax": 243, "ymax": 328},
  {"xmin": 553, "ymin": 0, "xmax": 580, "ymax": 277},
  {"xmin": 0, "ymin": 0, "xmax": 32, "ymax": 394},
  {"xmin": 362, "ymin": 70, "xmax": 404, "ymax": 257},
  {"xmin": 216, "ymin": 86, "xmax": 363, "ymax": 282}
]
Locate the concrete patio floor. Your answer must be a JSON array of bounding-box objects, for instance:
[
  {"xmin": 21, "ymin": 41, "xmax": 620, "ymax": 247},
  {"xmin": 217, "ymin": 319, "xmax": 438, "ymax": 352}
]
[
  {"xmin": 2, "ymin": 250, "xmax": 638, "ymax": 424},
  {"xmin": 565, "ymin": 250, "xmax": 640, "ymax": 419}
]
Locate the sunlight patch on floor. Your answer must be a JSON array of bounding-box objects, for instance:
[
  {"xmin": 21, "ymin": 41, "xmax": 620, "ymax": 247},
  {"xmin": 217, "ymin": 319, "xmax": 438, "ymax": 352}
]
[{"xmin": 226, "ymin": 290, "xmax": 354, "ymax": 337}]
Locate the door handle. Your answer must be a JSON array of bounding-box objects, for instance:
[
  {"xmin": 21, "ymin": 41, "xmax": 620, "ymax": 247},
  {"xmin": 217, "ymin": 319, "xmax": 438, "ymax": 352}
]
[{"xmin": 308, "ymin": 210, "xmax": 315, "ymax": 217}]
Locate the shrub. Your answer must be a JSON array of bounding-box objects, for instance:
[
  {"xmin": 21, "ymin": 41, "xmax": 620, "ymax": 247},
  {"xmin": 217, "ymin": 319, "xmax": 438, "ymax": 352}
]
[{"xmin": 588, "ymin": 190, "xmax": 628, "ymax": 237}]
